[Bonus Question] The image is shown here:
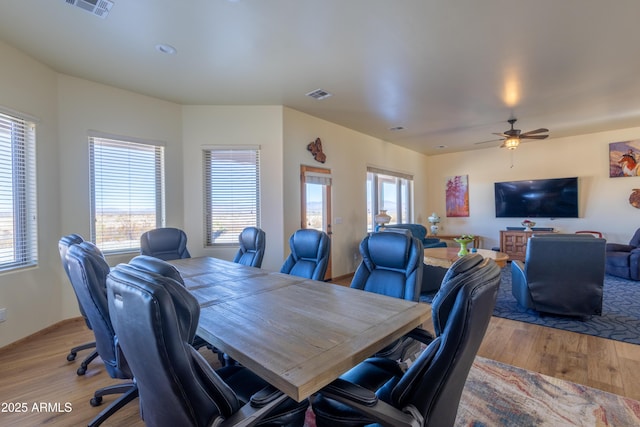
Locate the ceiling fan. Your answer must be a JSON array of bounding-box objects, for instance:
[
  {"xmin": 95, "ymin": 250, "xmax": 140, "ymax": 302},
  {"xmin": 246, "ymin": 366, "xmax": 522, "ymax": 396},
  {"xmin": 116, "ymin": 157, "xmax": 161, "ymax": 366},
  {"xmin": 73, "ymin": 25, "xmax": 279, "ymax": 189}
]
[{"xmin": 492, "ymin": 117, "xmax": 549, "ymax": 150}]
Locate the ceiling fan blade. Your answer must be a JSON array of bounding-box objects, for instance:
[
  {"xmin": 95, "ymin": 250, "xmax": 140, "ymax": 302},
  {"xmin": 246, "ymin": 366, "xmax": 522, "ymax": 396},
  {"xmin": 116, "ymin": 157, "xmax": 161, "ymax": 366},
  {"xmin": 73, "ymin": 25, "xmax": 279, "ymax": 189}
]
[
  {"xmin": 492, "ymin": 132, "xmax": 509, "ymax": 138},
  {"xmin": 520, "ymin": 134, "xmax": 549, "ymax": 140},
  {"xmin": 520, "ymin": 128, "xmax": 549, "ymax": 136},
  {"xmin": 474, "ymin": 138, "xmax": 502, "ymax": 145}
]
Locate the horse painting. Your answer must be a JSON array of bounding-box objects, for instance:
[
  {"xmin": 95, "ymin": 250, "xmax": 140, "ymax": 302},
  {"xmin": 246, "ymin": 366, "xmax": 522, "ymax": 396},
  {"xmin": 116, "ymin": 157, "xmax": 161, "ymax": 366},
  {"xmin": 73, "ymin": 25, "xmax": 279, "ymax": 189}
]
[{"xmin": 618, "ymin": 152, "xmax": 640, "ymax": 176}]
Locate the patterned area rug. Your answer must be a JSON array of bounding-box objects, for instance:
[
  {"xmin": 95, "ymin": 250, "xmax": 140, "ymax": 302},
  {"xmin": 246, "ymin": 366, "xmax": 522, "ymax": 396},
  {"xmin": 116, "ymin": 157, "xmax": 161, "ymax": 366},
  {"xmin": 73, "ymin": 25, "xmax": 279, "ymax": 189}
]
[
  {"xmin": 304, "ymin": 357, "xmax": 640, "ymax": 426},
  {"xmin": 493, "ymin": 267, "xmax": 640, "ymax": 344},
  {"xmin": 457, "ymin": 357, "xmax": 640, "ymax": 426}
]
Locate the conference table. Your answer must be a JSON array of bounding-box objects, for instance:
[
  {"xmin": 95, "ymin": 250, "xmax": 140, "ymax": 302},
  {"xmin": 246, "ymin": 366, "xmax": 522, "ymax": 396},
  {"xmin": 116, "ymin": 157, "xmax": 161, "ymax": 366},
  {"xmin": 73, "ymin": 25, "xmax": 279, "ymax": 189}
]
[{"xmin": 168, "ymin": 257, "xmax": 431, "ymax": 402}]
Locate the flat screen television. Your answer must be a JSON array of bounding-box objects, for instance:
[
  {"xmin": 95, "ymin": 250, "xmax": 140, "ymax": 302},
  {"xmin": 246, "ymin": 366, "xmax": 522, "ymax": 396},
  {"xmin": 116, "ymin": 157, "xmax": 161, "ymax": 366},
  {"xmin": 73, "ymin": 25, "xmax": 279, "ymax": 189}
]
[{"xmin": 494, "ymin": 177, "xmax": 579, "ymax": 218}]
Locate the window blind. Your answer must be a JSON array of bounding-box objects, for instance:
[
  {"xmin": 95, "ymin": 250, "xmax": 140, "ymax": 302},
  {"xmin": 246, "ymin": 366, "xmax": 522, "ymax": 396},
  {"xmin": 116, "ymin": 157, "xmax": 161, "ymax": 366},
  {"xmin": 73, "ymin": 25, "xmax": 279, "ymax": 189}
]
[
  {"xmin": 89, "ymin": 136, "xmax": 164, "ymax": 253},
  {"xmin": 203, "ymin": 147, "xmax": 260, "ymax": 246},
  {"xmin": 0, "ymin": 111, "xmax": 37, "ymax": 271}
]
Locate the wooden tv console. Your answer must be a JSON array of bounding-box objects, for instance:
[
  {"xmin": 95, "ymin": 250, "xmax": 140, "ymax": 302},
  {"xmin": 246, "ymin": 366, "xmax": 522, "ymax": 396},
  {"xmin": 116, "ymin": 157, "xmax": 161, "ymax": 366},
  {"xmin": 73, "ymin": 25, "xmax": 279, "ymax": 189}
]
[{"xmin": 499, "ymin": 230, "xmax": 554, "ymax": 262}]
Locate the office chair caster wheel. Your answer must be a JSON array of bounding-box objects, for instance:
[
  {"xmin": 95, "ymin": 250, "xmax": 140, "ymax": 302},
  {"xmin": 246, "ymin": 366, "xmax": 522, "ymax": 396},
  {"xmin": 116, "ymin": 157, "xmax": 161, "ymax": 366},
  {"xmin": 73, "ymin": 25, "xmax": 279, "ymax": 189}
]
[
  {"xmin": 77, "ymin": 366, "xmax": 87, "ymax": 376},
  {"xmin": 67, "ymin": 352, "xmax": 76, "ymax": 361},
  {"xmin": 90, "ymin": 396, "xmax": 102, "ymax": 407}
]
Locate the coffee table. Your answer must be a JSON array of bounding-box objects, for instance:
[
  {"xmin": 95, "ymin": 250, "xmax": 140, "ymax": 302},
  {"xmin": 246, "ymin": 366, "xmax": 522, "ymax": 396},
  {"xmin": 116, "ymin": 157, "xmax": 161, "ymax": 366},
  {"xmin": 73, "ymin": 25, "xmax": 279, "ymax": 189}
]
[{"xmin": 424, "ymin": 247, "xmax": 509, "ymax": 268}]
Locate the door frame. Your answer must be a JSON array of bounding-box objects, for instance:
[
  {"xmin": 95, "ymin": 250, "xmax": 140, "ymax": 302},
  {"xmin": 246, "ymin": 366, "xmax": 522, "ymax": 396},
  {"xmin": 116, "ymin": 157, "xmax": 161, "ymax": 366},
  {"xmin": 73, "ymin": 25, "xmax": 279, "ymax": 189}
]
[{"xmin": 300, "ymin": 165, "xmax": 332, "ymax": 280}]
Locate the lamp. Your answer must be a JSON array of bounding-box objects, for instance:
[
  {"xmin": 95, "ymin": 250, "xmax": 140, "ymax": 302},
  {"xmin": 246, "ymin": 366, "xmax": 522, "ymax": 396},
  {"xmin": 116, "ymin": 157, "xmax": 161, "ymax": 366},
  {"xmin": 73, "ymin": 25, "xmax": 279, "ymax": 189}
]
[
  {"xmin": 504, "ymin": 137, "xmax": 520, "ymax": 150},
  {"xmin": 374, "ymin": 210, "xmax": 391, "ymax": 229},
  {"xmin": 427, "ymin": 212, "xmax": 441, "ymax": 235}
]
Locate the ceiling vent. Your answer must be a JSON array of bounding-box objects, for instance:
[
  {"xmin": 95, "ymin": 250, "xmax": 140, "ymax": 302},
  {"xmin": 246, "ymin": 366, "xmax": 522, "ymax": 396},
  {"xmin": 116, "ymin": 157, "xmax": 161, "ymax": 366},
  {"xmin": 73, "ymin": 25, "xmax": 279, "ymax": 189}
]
[
  {"xmin": 65, "ymin": 0, "xmax": 113, "ymax": 19},
  {"xmin": 306, "ymin": 89, "xmax": 332, "ymax": 100}
]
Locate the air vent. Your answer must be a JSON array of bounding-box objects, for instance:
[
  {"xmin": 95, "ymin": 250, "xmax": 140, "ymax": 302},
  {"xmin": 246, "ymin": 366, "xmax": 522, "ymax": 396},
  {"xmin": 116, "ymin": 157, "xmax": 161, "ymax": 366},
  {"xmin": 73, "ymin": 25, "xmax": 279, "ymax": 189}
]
[
  {"xmin": 65, "ymin": 0, "xmax": 113, "ymax": 19},
  {"xmin": 306, "ymin": 89, "xmax": 332, "ymax": 100}
]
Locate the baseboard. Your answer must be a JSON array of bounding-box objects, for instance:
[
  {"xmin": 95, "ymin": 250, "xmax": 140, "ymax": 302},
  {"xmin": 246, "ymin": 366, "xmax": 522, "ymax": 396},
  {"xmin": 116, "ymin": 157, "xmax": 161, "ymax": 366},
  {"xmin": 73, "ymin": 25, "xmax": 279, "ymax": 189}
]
[{"xmin": 0, "ymin": 317, "xmax": 84, "ymax": 353}]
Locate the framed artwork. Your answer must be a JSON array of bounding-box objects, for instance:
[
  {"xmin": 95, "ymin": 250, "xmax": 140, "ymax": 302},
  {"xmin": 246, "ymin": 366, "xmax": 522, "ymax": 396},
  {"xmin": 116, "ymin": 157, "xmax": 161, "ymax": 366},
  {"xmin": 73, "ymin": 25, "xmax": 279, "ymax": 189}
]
[
  {"xmin": 446, "ymin": 175, "xmax": 469, "ymax": 217},
  {"xmin": 610, "ymin": 140, "xmax": 640, "ymax": 177}
]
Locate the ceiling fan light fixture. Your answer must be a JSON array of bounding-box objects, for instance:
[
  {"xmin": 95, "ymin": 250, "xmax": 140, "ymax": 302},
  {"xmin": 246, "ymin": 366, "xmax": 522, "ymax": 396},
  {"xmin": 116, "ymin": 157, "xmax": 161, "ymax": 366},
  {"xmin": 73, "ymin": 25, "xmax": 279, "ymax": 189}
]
[{"xmin": 504, "ymin": 137, "xmax": 520, "ymax": 150}]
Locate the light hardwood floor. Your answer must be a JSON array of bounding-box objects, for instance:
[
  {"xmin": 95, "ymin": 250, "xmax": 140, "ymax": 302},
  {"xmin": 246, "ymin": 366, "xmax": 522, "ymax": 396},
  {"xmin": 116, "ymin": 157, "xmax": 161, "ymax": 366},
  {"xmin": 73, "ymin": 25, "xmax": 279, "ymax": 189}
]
[{"xmin": 1, "ymin": 288, "xmax": 640, "ymax": 426}]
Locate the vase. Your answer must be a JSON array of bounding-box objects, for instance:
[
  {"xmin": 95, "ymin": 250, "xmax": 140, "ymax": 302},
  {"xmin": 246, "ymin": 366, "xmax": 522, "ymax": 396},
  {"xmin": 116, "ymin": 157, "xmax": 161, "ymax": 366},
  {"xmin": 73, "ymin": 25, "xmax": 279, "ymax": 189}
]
[
  {"xmin": 458, "ymin": 242, "xmax": 469, "ymax": 256},
  {"xmin": 430, "ymin": 224, "xmax": 439, "ymax": 235}
]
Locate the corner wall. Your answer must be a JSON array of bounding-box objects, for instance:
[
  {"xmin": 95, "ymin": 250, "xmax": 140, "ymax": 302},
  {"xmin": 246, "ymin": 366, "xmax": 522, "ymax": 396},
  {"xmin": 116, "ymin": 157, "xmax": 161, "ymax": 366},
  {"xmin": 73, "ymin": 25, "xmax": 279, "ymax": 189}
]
[{"xmin": 283, "ymin": 107, "xmax": 431, "ymax": 278}]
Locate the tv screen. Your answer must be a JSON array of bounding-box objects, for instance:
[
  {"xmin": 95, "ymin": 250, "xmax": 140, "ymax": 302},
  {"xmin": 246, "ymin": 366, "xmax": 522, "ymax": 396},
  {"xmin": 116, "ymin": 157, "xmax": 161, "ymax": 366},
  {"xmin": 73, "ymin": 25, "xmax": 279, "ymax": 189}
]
[{"xmin": 494, "ymin": 177, "xmax": 579, "ymax": 218}]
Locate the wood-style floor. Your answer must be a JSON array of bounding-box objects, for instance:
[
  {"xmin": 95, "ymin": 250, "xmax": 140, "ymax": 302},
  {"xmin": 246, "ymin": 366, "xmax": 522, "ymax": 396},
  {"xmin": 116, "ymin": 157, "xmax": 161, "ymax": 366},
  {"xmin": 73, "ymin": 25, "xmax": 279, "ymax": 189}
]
[{"xmin": 2, "ymin": 282, "xmax": 640, "ymax": 426}]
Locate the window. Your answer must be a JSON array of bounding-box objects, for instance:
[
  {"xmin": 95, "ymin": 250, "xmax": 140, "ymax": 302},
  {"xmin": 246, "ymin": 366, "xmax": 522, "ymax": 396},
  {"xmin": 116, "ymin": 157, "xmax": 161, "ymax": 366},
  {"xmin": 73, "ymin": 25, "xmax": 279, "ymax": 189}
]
[
  {"xmin": 89, "ymin": 134, "xmax": 165, "ymax": 253},
  {"xmin": 203, "ymin": 147, "xmax": 260, "ymax": 246},
  {"xmin": 0, "ymin": 110, "xmax": 37, "ymax": 271},
  {"xmin": 366, "ymin": 167, "xmax": 413, "ymax": 231}
]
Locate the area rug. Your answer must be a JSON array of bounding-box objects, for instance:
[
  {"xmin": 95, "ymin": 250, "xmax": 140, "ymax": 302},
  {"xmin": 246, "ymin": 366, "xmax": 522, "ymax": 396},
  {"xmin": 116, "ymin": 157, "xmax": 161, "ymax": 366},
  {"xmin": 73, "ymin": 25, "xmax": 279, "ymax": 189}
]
[
  {"xmin": 303, "ymin": 357, "xmax": 640, "ymax": 426},
  {"xmin": 492, "ymin": 267, "xmax": 640, "ymax": 345}
]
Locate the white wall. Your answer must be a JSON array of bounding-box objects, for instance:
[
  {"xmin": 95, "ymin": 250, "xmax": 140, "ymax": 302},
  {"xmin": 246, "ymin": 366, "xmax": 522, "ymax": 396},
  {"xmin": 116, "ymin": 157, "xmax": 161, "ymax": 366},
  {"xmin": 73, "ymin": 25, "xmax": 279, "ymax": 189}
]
[
  {"xmin": 0, "ymin": 41, "xmax": 62, "ymax": 346},
  {"xmin": 426, "ymin": 128, "xmax": 640, "ymax": 250},
  {"xmin": 56, "ymin": 75, "xmax": 184, "ymax": 315},
  {"xmin": 283, "ymin": 108, "xmax": 431, "ymax": 277},
  {"xmin": 181, "ymin": 106, "xmax": 286, "ymax": 271}
]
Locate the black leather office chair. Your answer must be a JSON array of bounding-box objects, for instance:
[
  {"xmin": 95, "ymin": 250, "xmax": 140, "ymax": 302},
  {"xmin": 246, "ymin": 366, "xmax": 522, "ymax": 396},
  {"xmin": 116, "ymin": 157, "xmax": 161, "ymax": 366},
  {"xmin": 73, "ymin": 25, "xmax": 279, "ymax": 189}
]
[
  {"xmin": 233, "ymin": 226, "xmax": 266, "ymax": 267},
  {"xmin": 59, "ymin": 234, "xmax": 98, "ymax": 375},
  {"xmin": 106, "ymin": 260, "xmax": 309, "ymax": 427},
  {"xmin": 351, "ymin": 231, "xmax": 424, "ymax": 361},
  {"xmin": 280, "ymin": 229, "xmax": 330, "ymax": 281},
  {"xmin": 127, "ymin": 255, "xmax": 223, "ymax": 363},
  {"xmin": 66, "ymin": 242, "xmax": 138, "ymax": 427},
  {"xmin": 351, "ymin": 231, "xmax": 423, "ymax": 301},
  {"xmin": 140, "ymin": 227, "xmax": 191, "ymax": 260},
  {"xmin": 312, "ymin": 254, "xmax": 501, "ymax": 427}
]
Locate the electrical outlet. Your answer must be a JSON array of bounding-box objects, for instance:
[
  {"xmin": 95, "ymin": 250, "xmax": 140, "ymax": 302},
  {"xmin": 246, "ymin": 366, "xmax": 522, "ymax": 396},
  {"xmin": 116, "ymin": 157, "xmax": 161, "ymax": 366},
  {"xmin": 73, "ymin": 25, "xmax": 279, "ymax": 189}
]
[{"xmin": 0, "ymin": 308, "xmax": 6, "ymax": 323}]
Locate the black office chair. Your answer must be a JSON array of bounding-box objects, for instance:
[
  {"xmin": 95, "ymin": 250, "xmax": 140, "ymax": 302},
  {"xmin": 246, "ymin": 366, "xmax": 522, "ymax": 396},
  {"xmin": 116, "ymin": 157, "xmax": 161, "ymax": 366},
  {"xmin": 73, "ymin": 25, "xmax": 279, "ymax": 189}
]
[
  {"xmin": 66, "ymin": 242, "xmax": 138, "ymax": 427},
  {"xmin": 233, "ymin": 226, "xmax": 266, "ymax": 268},
  {"xmin": 280, "ymin": 229, "xmax": 330, "ymax": 281},
  {"xmin": 350, "ymin": 231, "xmax": 423, "ymax": 361},
  {"xmin": 106, "ymin": 260, "xmax": 309, "ymax": 427},
  {"xmin": 140, "ymin": 227, "xmax": 191, "ymax": 260},
  {"xmin": 58, "ymin": 234, "xmax": 99, "ymax": 375},
  {"xmin": 311, "ymin": 254, "xmax": 501, "ymax": 427}
]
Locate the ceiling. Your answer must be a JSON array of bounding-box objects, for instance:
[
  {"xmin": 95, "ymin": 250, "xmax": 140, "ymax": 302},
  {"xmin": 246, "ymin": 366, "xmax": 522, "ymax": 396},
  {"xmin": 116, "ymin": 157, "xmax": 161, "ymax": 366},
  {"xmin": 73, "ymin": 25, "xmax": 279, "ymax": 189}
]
[{"xmin": 2, "ymin": 0, "xmax": 640, "ymax": 155}]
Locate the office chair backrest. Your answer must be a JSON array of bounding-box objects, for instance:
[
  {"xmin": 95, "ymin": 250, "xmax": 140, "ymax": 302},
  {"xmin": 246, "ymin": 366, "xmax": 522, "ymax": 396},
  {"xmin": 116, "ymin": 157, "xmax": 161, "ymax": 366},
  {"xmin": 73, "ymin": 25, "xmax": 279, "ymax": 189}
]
[
  {"xmin": 140, "ymin": 227, "xmax": 191, "ymax": 260},
  {"xmin": 280, "ymin": 228, "xmax": 330, "ymax": 280},
  {"xmin": 392, "ymin": 257, "xmax": 501, "ymax": 425},
  {"xmin": 351, "ymin": 231, "xmax": 423, "ymax": 301},
  {"xmin": 58, "ymin": 234, "xmax": 90, "ymax": 327},
  {"xmin": 107, "ymin": 264, "xmax": 241, "ymax": 426},
  {"xmin": 431, "ymin": 254, "xmax": 487, "ymax": 336},
  {"xmin": 66, "ymin": 242, "xmax": 131, "ymax": 379},
  {"xmin": 233, "ymin": 226, "xmax": 266, "ymax": 268}
]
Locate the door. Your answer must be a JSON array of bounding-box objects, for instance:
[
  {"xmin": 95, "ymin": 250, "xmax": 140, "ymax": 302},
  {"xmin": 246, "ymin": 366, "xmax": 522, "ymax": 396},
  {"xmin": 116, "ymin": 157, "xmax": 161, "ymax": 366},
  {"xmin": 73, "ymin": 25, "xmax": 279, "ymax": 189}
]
[{"xmin": 300, "ymin": 165, "xmax": 332, "ymax": 280}]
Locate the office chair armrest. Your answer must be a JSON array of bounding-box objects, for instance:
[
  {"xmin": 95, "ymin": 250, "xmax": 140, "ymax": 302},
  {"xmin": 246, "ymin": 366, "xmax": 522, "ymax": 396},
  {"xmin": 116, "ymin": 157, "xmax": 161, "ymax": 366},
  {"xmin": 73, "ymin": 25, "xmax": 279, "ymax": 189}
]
[
  {"xmin": 405, "ymin": 327, "xmax": 434, "ymax": 345},
  {"xmin": 218, "ymin": 388, "xmax": 289, "ymax": 427},
  {"xmin": 321, "ymin": 378, "xmax": 378, "ymax": 406},
  {"xmin": 249, "ymin": 385, "xmax": 284, "ymax": 407},
  {"xmin": 314, "ymin": 380, "xmax": 422, "ymax": 427}
]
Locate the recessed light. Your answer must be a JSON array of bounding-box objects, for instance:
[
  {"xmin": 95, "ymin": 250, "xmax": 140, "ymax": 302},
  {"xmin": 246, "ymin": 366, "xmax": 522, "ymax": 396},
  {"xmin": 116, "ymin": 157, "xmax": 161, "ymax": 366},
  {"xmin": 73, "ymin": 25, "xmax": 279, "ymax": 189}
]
[
  {"xmin": 389, "ymin": 126, "xmax": 405, "ymax": 132},
  {"xmin": 155, "ymin": 44, "xmax": 177, "ymax": 55},
  {"xmin": 437, "ymin": 145, "xmax": 447, "ymax": 149}
]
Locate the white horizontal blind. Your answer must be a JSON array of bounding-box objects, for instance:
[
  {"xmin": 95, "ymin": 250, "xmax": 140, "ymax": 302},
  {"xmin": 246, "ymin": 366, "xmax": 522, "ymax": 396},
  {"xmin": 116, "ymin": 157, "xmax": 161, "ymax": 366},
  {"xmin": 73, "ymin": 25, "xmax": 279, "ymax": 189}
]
[
  {"xmin": 0, "ymin": 111, "xmax": 37, "ymax": 271},
  {"xmin": 89, "ymin": 136, "xmax": 164, "ymax": 253},
  {"xmin": 203, "ymin": 147, "xmax": 260, "ymax": 245}
]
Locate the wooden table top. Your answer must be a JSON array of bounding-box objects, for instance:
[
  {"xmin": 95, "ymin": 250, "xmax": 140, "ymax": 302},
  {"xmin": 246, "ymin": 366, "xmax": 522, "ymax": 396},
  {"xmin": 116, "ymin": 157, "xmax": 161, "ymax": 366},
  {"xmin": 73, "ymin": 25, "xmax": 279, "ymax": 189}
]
[
  {"xmin": 424, "ymin": 247, "xmax": 509, "ymax": 268},
  {"xmin": 169, "ymin": 257, "xmax": 431, "ymax": 402}
]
